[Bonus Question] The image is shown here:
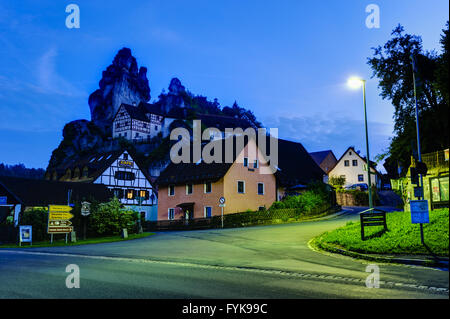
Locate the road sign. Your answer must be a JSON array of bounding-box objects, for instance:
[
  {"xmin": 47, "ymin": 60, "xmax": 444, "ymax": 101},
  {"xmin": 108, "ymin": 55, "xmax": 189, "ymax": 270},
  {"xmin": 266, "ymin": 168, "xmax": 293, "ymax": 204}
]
[
  {"xmin": 48, "ymin": 205, "xmax": 74, "ymax": 234},
  {"xmin": 49, "ymin": 212, "xmax": 74, "ymax": 220},
  {"xmin": 49, "ymin": 220, "xmax": 72, "ymax": 226},
  {"xmin": 81, "ymin": 201, "xmax": 91, "ymax": 216},
  {"xmin": 0, "ymin": 196, "xmax": 6, "ymax": 205},
  {"xmin": 219, "ymin": 197, "xmax": 226, "ymax": 204},
  {"xmin": 219, "ymin": 203, "xmax": 226, "ymax": 207},
  {"xmin": 49, "ymin": 205, "xmax": 73, "ymax": 212},
  {"xmin": 413, "ymin": 186, "xmax": 424, "ymax": 198},
  {"xmin": 410, "ymin": 200, "xmax": 429, "ymax": 224},
  {"xmin": 48, "ymin": 226, "xmax": 73, "ymax": 233}
]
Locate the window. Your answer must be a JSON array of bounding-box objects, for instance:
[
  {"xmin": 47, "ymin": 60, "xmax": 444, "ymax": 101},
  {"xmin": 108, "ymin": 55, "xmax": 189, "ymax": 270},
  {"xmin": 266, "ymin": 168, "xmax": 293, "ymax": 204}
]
[
  {"xmin": 237, "ymin": 181, "xmax": 245, "ymax": 194},
  {"xmin": 204, "ymin": 206, "xmax": 212, "ymax": 218},
  {"xmin": 358, "ymin": 174, "xmax": 364, "ymax": 182},
  {"xmin": 349, "ymin": 151, "xmax": 352, "ymax": 155},
  {"xmin": 254, "ymin": 160, "xmax": 259, "ymax": 169},
  {"xmin": 258, "ymin": 206, "xmax": 265, "ymax": 211},
  {"xmin": 155, "ymin": 125, "xmax": 158, "ymax": 131},
  {"xmin": 204, "ymin": 182, "xmax": 212, "ymax": 193},
  {"xmin": 168, "ymin": 185, "xmax": 175, "ymax": 196},
  {"xmin": 186, "ymin": 183, "xmax": 193, "ymax": 195},
  {"xmin": 243, "ymin": 157, "xmax": 248, "ymax": 167},
  {"xmin": 126, "ymin": 189, "xmax": 135, "ymax": 200},
  {"xmin": 123, "ymin": 153, "xmax": 128, "ymax": 160},
  {"xmin": 113, "ymin": 188, "xmax": 124, "ymax": 199},
  {"xmin": 168, "ymin": 208, "xmax": 175, "ymax": 220},
  {"xmin": 352, "ymin": 160, "xmax": 358, "ymax": 166},
  {"xmin": 139, "ymin": 190, "xmax": 149, "ymax": 199},
  {"xmin": 257, "ymin": 183, "xmax": 264, "ymax": 195},
  {"xmin": 344, "ymin": 160, "xmax": 350, "ymax": 167},
  {"xmin": 115, "ymin": 171, "xmax": 135, "ymax": 181}
]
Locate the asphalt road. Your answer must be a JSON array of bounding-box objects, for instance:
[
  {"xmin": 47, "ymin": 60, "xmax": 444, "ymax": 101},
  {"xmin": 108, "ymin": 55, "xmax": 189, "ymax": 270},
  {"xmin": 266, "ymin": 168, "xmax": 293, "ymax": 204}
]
[{"xmin": 0, "ymin": 207, "xmax": 448, "ymax": 299}]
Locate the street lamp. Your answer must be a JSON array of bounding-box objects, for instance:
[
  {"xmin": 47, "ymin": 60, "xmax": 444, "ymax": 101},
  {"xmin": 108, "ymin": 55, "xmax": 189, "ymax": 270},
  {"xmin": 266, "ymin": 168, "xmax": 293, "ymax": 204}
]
[{"xmin": 347, "ymin": 76, "xmax": 373, "ymax": 209}]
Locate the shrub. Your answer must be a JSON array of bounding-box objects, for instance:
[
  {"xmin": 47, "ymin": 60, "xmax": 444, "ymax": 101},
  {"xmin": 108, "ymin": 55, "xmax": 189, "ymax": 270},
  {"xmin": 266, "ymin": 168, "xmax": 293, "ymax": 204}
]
[
  {"xmin": 19, "ymin": 208, "xmax": 48, "ymax": 242},
  {"xmin": 89, "ymin": 197, "xmax": 138, "ymax": 236},
  {"xmin": 329, "ymin": 176, "xmax": 346, "ymax": 188}
]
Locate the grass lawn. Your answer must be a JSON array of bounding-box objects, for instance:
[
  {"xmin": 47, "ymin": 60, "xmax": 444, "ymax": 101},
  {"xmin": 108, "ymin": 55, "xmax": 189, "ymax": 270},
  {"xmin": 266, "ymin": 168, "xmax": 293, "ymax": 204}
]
[
  {"xmin": 0, "ymin": 232, "xmax": 155, "ymax": 248},
  {"xmin": 317, "ymin": 208, "xmax": 449, "ymax": 257}
]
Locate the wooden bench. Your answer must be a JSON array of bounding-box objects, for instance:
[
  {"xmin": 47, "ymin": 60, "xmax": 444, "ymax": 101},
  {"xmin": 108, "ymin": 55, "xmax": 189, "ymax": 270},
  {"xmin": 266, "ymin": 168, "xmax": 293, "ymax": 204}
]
[{"xmin": 360, "ymin": 208, "xmax": 388, "ymax": 241}]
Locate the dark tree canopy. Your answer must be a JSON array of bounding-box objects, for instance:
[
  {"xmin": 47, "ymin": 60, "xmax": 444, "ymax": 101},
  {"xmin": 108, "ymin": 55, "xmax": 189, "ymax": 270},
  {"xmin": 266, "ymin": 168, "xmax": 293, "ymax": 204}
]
[{"xmin": 369, "ymin": 23, "xmax": 449, "ymax": 176}]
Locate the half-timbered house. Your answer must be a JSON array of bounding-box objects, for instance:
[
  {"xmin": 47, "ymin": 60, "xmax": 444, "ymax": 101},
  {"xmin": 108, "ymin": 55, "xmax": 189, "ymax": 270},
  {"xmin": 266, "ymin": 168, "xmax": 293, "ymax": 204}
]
[{"xmin": 46, "ymin": 149, "xmax": 158, "ymax": 220}]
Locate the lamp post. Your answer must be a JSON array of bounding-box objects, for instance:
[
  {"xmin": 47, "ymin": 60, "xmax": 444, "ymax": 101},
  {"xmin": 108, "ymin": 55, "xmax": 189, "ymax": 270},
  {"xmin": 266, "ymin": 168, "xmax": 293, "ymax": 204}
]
[{"xmin": 348, "ymin": 77, "xmax": 373, "ymax": 209}]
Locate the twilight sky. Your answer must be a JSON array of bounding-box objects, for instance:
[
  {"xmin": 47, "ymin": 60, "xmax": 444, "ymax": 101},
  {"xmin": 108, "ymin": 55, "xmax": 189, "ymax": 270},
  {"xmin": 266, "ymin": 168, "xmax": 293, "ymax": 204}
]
[{"xmin": 0, "ymin": 0, "xmax": 448, "ymax": 171}]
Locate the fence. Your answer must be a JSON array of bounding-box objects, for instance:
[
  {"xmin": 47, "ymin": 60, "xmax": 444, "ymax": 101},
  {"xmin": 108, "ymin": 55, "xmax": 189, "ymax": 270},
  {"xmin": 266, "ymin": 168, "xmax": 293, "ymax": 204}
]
[
  {"xmin": 421, "ymin": 149, "xmax": 449, "ymax": 170},
  {"xmin": 143, "ymin": 204, "xmax": 341, "ymax": 231}
]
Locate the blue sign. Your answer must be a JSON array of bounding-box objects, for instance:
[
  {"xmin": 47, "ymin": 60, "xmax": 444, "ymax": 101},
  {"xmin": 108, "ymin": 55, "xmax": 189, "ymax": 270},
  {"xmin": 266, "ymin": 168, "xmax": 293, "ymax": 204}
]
[
  {"xmin": 0, "ymin": 196, "xmax": 6, "ymax": 205},
  {"xmin": 19, "ymin": 225, "xmax": 32, "ymax": 244},
  {"xmin": 410, "ymin": 200, "xmax": 429, "ymax": 224}
]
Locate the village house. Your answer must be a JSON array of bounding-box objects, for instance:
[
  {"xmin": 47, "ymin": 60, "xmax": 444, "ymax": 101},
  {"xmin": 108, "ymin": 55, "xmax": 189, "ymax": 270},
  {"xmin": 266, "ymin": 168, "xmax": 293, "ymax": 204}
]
[
  {"xmin": 328, "ymin": 146, "xmax": 381, "ymax": 189},
  {"xmin": 157, "ymin": 137, "xmax": 276, "ymax": 220},
  {"xmin": 0, "ymin": 176, "xmax": 112, "ymax": 229},
  {"xmin": 157, "ymin": 136, "xmax": 324, "ymax": 220},
  {"xmin": 309, "ymin": 150, "xmax": 338, "ymax": 175},
  {"xmin": 45, "ymin": 149, "xmax": 157, "ymax": 220},
  {"xmin": 274, "ymin": 139, "xmax": 326, "ymax": 200}
]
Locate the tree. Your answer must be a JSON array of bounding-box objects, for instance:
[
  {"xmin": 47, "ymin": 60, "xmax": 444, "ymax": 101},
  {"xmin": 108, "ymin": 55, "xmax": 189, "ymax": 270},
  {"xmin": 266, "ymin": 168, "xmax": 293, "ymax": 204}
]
[
  {"xmin": 329, "ymin": 175, "xmax": 346, "ymax": 188},
  {"xmin": 368, "ymin": 23, "xmax": 449, "ymax": 174}
]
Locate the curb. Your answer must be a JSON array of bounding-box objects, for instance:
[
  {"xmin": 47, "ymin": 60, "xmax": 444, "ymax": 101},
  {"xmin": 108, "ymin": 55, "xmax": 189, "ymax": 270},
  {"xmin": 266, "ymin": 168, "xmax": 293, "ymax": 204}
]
[{"xmin": 310, "ymin": 235, "xmax": 449, "ymax": 269}]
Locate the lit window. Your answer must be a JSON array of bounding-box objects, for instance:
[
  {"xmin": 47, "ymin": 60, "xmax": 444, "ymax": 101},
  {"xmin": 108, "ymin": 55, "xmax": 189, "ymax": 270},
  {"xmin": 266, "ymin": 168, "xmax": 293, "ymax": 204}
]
[
  {"xmin": 139, "ymin": 190, "xmax": 147, "ymax": 198},
  {"xmin": 126, "ymin": 189, "xmax": 134, "ymax": 199}
]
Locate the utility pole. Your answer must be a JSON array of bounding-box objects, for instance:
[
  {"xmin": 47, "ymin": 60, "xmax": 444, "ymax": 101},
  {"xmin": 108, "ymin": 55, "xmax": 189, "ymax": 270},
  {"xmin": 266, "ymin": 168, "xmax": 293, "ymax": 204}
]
[{"xmin": 411, "ymin": 54, "xmax": 425, "ymax": 245}]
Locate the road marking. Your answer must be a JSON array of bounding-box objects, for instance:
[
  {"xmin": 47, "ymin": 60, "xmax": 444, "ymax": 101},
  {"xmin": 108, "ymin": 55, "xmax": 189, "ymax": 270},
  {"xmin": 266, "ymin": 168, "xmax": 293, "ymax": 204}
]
[{"xmin": 1, "ymin": 250, "xmax": 448, "ymax": 295}]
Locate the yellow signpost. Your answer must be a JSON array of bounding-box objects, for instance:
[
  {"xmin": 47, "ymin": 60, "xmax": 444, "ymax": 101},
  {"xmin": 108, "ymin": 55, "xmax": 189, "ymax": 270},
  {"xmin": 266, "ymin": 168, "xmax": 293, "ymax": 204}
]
[{"xmin": 48, "ymin": 205, "xmax": 74, "ymax": 243}]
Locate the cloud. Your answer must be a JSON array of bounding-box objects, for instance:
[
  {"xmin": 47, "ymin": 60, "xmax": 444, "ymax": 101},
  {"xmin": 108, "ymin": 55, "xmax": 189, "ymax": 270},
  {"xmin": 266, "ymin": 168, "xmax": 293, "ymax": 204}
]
[
  {"xmin": 30, "ymin": 47, "xmax": 85, "ymax": 97},
  {"xmin": 263, "ymin": 114, "xmax": 393, "ymax": 170}
]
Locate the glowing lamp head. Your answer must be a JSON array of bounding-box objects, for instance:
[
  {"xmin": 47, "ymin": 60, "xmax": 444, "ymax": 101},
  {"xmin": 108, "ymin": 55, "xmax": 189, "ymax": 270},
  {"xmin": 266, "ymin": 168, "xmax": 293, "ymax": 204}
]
[{"xmin": 347, "ymin": 77, "xmax": 364, "ymax": 89}]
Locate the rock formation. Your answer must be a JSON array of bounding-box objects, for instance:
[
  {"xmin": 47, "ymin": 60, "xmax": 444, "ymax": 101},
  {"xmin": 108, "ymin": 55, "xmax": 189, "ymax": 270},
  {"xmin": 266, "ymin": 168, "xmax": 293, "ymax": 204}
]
[
  {"xmin": 88, "ymin": 48, "xmax": 151, "ymax": 133},
  {"xmin": 47, "ymin": 120, "xmax": 105, "ymax": 169},
  {"xmin": 157, "ymin": 77, "xmax": 186, "ymax": 114}
]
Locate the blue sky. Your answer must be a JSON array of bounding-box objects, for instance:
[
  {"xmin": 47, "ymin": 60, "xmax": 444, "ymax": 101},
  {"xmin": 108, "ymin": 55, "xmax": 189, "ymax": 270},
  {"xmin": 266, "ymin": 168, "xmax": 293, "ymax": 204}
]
[{"xmin": 0, "ymin": 0, "xmax": 448, "ymax": 170}]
